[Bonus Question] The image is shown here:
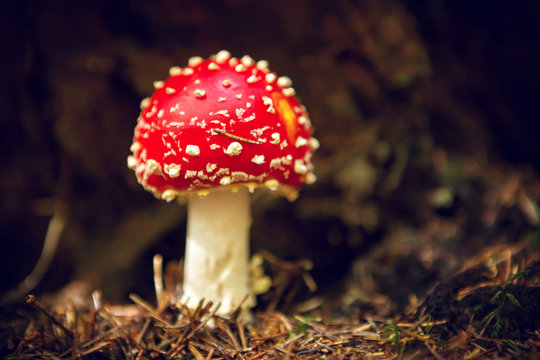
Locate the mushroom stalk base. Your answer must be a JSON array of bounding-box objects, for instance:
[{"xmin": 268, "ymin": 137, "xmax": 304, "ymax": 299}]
[{"xmin": 181, "ymin": 187, "xmax": 252, "ymax": 316}]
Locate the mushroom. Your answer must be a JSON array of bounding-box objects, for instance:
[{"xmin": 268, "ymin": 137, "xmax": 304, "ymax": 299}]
[{"xmin": 127, "ymin": 50, "xmax": 318, "ymax": 317}]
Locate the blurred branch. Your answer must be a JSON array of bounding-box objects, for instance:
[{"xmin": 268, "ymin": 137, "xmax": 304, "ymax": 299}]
[
  {"xmin": 76, "ymin": 202, "xmax": 186, "ymax": 285},
  {"xmin": 1, "ymin": 156, "xmax": 71, "ymax": 304},
  {"xmin": 1, "ymin": 203, "xmax": 67, "ymax": 304}
]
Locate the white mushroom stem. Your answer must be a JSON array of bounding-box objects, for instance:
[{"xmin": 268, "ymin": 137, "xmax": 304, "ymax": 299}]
[{"xmin": 181, "ymin": 187, "xmax": 252, "ymax": 316}]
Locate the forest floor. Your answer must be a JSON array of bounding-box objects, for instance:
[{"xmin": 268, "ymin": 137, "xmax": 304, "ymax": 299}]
[{"xmin": 2, "ymin": 230, "xmax": 539, "ymax": 359}]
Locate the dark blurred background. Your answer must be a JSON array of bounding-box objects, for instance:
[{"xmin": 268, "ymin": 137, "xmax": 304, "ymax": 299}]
[{"xmin": 1, "ymin": 0, "xmax": 539, "ymax": 308}]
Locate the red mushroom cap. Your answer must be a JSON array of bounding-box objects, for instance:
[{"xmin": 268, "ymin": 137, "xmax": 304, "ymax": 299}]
[{"xmin": 128, "ymin": 50, "xmax": 318, "ymax": 201}]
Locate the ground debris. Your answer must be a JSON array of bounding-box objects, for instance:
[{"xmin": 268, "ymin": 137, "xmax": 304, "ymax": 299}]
[
  {"xmin": 7, "ymin": 293, "xmax": 387, "ymax": 359},
  {"xmin": 5, "ymin": 274, "xmax": 540, "ymax": 360}
]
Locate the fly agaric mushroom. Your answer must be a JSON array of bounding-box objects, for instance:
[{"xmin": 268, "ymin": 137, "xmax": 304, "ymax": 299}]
[{"xmin": 127, "ymin": 50, "xmax": 318, "ymax": 316}]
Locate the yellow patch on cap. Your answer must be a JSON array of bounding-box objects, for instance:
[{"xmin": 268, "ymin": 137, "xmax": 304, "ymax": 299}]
[{"xmin": 272, "ymin": 92, "xmax": 297, "ymax": 142}]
